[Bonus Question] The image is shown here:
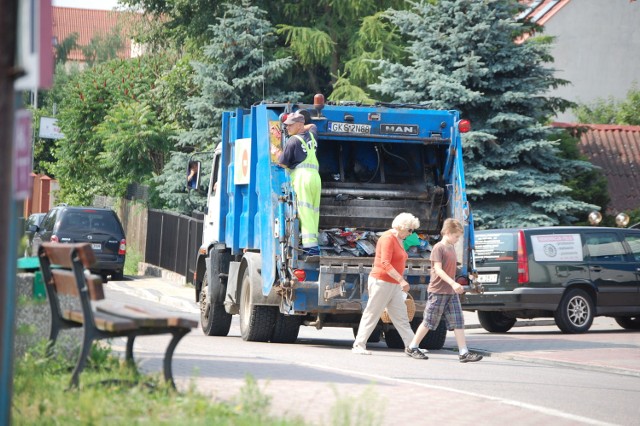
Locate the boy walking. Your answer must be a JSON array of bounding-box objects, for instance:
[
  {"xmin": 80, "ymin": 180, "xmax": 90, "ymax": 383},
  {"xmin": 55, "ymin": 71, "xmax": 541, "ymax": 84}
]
[{"xmin": 406, "ymin": 218, "xmax": 483, "ymax": 363}]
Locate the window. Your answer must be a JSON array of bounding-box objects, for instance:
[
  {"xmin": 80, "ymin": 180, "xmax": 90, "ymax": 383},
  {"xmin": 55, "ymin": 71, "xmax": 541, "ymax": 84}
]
[
  {"xmin": 624, "ymin": 234, "xmax": 640, "ymax": 262},
  {"xmin": 475, "ymin": 232, "xmax": 517, "ymax": 261},
  {"xmin": 585, "ymin": 233, "xmax": 625, "ymax": 262}
]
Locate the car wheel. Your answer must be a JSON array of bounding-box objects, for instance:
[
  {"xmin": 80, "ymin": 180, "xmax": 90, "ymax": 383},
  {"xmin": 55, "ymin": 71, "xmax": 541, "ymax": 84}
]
[
  {"xmin": 554, "ymin": 288, "xmax": 594, "ymax": 333},
  {"xmin": 477, "ymin": 311, "xmax": 517, "ymax": 333},
  {"xmin": 614, "ymin": 316, "xmax": 640, "ymax": 330},
  {"xmin": 111, "ymin": 270, "xmax": 124, "ymax": 280}
]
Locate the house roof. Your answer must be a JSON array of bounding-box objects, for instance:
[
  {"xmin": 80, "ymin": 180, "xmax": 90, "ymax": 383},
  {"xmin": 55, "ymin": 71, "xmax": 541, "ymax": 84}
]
[
  {"xmin": 518, "ymin": 0, "xmax": 571, "ymax": 25},
  {"xmin": 553, "ymin": 122, "xmax": 640, "ymax": 213},
  {"xmin": 515, "ymin": 0, "xmax": 571, "ymax": 43},
  {"xmin": 52, "ymin": 6, "xmax": 135, "ymax": 62}
]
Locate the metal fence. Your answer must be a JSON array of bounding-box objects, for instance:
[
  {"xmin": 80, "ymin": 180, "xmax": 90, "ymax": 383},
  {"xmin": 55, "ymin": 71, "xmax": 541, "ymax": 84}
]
[{"xmin": 145, "ymin": 209, "xmax": 204, "ymax": 282}]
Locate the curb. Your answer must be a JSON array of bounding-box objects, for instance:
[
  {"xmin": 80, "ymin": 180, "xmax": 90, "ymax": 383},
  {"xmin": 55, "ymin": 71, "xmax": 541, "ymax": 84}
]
[
  {"xmin": 464, "ymin": 319, "xmax": 556, "ymax": 330},
  {"xmin": 137, "ymin": 262, "xmax": 190, "ymax": 286}
]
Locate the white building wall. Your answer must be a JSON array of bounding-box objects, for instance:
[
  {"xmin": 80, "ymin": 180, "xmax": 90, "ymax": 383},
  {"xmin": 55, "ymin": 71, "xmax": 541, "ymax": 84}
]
[{"xmin": 544, "ymin": 0, "xmax": 640, "ymax": 122}]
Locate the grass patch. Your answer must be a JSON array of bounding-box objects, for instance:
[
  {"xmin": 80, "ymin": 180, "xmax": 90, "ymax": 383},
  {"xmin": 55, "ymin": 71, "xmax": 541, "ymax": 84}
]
[
  {"xmin": 124, "ymin": 247, "xmax": 143, "ymax": 276},
  {"xmin": 12, "ymin": 343, "xmax": 306, "ymax": 426}
]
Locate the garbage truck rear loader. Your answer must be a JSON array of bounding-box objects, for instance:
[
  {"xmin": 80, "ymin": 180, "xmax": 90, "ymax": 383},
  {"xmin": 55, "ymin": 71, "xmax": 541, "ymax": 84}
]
[{"xmin": 193, "ymin": 100, "xmax": 475, "ymax": 349}]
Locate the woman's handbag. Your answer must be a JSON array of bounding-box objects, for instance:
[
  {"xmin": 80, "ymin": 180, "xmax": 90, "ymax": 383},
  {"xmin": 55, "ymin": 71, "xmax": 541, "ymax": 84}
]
[{"xmin": 381, "ymin": 292, "xmax": 416, "ymax": 323}]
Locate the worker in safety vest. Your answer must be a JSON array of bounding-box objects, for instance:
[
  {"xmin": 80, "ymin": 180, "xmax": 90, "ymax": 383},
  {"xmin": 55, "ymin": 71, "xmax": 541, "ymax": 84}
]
[{"xmin": 276, "ymin": 111, "xmax": 321, "ymax": 256}]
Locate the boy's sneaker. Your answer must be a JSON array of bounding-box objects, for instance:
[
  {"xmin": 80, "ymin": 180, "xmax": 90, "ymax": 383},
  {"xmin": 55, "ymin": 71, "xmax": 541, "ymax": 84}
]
[
  {"xmin": 405, "ymin": 347, "xmax": 429, "ymax": 360},
  {"xmin": 459, "ymin": 351, "xmax": 483, "ymax": 363},
  {"xmin": 352, "ymin": 346, "xmax": 372, "ymax": 355}
]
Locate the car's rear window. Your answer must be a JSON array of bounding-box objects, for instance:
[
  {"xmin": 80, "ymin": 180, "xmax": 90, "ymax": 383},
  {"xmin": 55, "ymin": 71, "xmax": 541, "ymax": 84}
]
[
  {"xmin": 60, "ymin": 210, "xmax": 122, "ymax": 234},
  {"xmin": 475, "ymin": 231, "xmax": 517, "ymax": 261}
]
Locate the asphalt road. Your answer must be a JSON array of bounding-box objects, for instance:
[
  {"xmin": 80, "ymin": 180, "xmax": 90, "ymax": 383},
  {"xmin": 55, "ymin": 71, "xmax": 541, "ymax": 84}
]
[{"xmin": 105, "ymin": 276, "xmax": 640, "ymax": 425}]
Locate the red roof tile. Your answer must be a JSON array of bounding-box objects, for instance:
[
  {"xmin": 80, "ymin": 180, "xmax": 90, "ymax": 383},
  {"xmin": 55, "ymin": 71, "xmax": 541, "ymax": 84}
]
[
  {"xmin": 518, "ymin": 0, "xmax": 571, "ymax": 25},
  {"xmin": 52, "ymin": 7, "xmax": 137, "ymax": 62},
  {"xmin": 553, "ymin": 122, "xmax": 640, "ymax": 213},
  {"xmin": 516, "ymin": 0, "xmax": 571, "ymax": 43}
]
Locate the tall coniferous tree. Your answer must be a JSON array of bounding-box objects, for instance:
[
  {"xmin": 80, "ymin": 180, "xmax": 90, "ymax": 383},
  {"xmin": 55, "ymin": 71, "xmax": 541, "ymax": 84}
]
[
  {"xmin": 372, "ymin": 0, "xmax": 598, "ymax": 228},
  {"xmin": 155, "ymin": 0, "xmax": 297, "ymax": 213}
]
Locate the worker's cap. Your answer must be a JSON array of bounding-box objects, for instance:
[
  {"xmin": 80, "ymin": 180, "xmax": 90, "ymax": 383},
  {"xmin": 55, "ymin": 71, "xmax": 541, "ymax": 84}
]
[{"xmin": 283, "ymin": 112, "xmax": 305, "ymax": 125}]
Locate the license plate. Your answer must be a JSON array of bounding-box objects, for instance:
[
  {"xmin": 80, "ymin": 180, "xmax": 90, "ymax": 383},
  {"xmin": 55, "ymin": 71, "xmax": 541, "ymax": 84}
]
[
  {"xmin": 476, "ymin": 273, "xmax": 498, "ymax": 284},
  {"xmin": 329, "ymin": 122, "xmax": 371, "ymax": 135},
  {"xmin": 91, "ymin": 243, "xmax": 102, "ymax": 251}
]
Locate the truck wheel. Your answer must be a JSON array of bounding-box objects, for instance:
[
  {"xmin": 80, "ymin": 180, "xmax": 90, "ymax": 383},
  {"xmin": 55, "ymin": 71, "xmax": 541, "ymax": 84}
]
[
  {"xmin": 614, "ymin": 316, "xmax": 640, "ymax": 330},
  {"xmin": 200, "ymin": 270, "xmax": 232, "ymax": 336},
  {"xmin": 271, "ymin": 314, "xmax": 301, "ymax": 343},
  {"xmin": 411, "ymin": 318, "xmax": 447, "ymax": 350},
  {"xmin": 477, "ymin": 311, "xmax": 516, "ymax": 333},
  {"xmin": 383, "ymin": 329, "xmax": 404, "ymax": 349},
  {"xmin": 352, "ymin": 327, "xmax": 381, "ymax": 343},
  {"xmin": 554, "ymin": 288, "xmax": 594, "ymax": 334},
  {"xmin": 239, "ymin": 268, "xmax": 277, "ymax": 342}
]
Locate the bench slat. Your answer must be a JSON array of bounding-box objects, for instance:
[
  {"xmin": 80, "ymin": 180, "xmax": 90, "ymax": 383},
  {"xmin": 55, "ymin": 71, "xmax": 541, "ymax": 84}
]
[
  {"xmin": 49, "ymin": 270, "xmax": 105, "ymax": 300},
  {"xmin": 42, "ymin": 243, "xmax": 96, "ymax": 268},
  {"xmin": 96, "ymin": 300, "xmax": 198, "ymax": 329},
  {"xmin": 64, "ymin": 309, "xmax": 139, "ymax": 332},
  {"xmin": 49, "ymin": 269, "xmax": 79, "ymax": 296}
]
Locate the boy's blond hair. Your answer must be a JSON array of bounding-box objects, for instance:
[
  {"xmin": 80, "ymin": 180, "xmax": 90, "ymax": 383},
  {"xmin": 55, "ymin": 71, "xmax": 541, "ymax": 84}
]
[{"xmin": 441, "ymin": 218, "xmax": 463, "ymax": 236}]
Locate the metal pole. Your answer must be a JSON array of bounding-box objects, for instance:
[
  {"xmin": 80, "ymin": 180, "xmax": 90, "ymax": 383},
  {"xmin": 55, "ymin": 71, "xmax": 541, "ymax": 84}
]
[{"xmin": 0, "ymin": 0, "xmax": 20, "ymax": 423}]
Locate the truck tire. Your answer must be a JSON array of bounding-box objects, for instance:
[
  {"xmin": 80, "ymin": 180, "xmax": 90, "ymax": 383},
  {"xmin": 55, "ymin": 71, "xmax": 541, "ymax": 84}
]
[
  {"xmin": 383, "ymin": 329, "xmax": 404, "ymax": 349},
  {"xmin": 411, "ymin": 318, "xmax": 447, "ymax": 350},
  {"xmin": 200, "ymin": 269, "xmax": 232, "ymax": 336},
  {"xmin": 554, "ymin": 288, "xmax": 594, "ymax": 334},
  {"xmin": 352, "ymin": 327, "xmax": 381, "ymax": 343},
  {"xmin": 477, "ymin": 311, "xmax": 516, "ymax": 333},
  {"xmin": 239, "ymin": 267, "xmax": 277, "ymax": 342},
  {"xmin": 614, "ymin": 316, "xmax": 640, "ymax": 330},
  {"xmin": 271, "ymin": 314, "xmax": 301, "ymax": 343}
]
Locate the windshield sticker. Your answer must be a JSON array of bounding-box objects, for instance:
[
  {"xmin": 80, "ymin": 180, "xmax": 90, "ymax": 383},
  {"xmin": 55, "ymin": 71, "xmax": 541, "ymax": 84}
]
[{"xmin": 531, "ymin": 234, "xmax": 583, "ymax": 262}]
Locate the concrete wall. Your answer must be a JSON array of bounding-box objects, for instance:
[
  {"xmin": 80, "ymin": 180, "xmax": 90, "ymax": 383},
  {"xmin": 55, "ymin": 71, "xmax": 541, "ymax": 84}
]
[
  {"xmin": 14, "ymin": 273, "xmax": 81, "ymax": 359},
  {"xmin": 545, "ymin": 0, "xmax": 640, "ymax": 122}
]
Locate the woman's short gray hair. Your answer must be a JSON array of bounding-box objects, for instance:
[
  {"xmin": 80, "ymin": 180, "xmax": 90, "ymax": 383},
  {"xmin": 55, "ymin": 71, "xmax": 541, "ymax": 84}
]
[{"xmin": 391, "ymin": 212, "xmax": 420, "ymax": 232}]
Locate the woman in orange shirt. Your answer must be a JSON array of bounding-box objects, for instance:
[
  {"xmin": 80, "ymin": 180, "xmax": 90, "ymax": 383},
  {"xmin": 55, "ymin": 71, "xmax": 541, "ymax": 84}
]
[{"xmin": 352, "ymin": 212, "xmax": 428, "ymax": 359}]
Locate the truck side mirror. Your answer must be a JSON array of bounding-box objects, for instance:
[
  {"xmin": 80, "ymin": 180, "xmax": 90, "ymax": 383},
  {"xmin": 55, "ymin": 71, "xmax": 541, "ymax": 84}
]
[{"xmin": 187, "ymin": 160, "xmax": 201, "ymax": 190}]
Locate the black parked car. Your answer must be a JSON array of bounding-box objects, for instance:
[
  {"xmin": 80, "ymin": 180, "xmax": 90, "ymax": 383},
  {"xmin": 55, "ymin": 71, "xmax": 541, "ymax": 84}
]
[
  {"xmin": 464, "ymin": 227, "xmax": 640, "ymax": 334},
  {"xmin": 31, "ymin": 205, "xmax": 126, "ymax": 280},
  {"xmin": 24, "ymin": 212, "xmax": 46, "ymax": 257}
]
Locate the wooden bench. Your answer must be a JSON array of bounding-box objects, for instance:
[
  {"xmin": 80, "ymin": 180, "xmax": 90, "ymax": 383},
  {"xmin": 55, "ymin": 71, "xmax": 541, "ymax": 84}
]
[{"xmin": 39, "ymin": 242, "xmax": 198, "ymax": 389}]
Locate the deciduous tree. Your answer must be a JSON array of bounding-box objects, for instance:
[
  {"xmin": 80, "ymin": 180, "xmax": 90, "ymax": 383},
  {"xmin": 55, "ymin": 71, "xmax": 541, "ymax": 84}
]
[
  {"xmin": 52, "ymin": 55, "xmax": 176, "ymax": 204},
  {"xmin": 574, "ymin": 85, "xmax": 640, "ymax": 126}
]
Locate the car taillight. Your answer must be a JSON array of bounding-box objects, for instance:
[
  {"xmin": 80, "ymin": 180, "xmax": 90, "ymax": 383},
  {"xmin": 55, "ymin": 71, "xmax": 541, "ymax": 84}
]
[
  {"xmin": 293, "ymin": 269, "xmax": 306, "ymax": 282},
  {"xmin": 118, "ymin": 239, "xmax": 126, "ymax": 255},
  {"xmin": 50, "ymin": 235, "xmax": 59, "ymax": 243},
  {"xmin": 517, "ymin": 230, "xmax": 529, "ymax": 284}
]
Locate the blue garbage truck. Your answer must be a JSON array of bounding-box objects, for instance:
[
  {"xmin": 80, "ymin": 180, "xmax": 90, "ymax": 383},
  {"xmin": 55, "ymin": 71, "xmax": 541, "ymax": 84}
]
[{"xmin": 193, "ymin": 98, "xmax": 475, "ymax": 349}]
